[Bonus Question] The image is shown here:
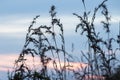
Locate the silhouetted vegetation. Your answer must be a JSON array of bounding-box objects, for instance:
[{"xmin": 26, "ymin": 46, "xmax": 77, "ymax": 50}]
[
  {"xmin": 73, "ymin": 0, "xmax": 120, "ymax": 80},
  {"xmin": 8, "ymin": 0, "xmax": 120, "ymax": 80}
]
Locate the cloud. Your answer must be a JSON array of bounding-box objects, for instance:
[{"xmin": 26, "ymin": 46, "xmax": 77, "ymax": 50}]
[
  {"xmin": 0, "ymin": 54, "xmax": 88, "ymax": 72},
  {"xmin": 0, "ymin": 53, "xmax": 108, "ymax": 80},
  {"xmin": 0, "ymin": 53, "xmax": 105, "ymax": 80},
  {"xmin": 0, "ymin": 15, "xmax": 120, "ymax": 37},
  {"xmin": 0, "ymin": 54, "xmax": 18, "ymax": 71},
  {"xmin": 84, "ymin": 75, "xmax": 105, "ymax": 80}
]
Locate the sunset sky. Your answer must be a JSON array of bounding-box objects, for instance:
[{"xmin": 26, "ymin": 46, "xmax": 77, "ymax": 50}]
[{"xmin": 0, "ymin": 0, "xmax": 120, "ymax": 79}]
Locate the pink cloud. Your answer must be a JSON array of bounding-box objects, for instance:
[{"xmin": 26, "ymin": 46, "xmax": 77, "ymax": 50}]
[
  {"xmin": 84, "ymin": 75, "xmax": 105, "ymax": 80},
  {"xmin": 0, "ymin": 54, "xmax": 88, "ymax": 72},
  {"xmin": 0, "ymin": 54, "xmax": 18, "ymax": 71},
  {"xmin": 0, "ymin": 54, "xmax": 105, "ymax": 80}
]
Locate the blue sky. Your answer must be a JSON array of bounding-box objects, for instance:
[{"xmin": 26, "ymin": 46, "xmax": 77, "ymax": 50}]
[
  {"xmin": 0, "ymin": 0, "xmax": 120, "ymax": 79},
  {"xmin": 0, "ymin": 0, "xmax": 120, "ymax": 54}
]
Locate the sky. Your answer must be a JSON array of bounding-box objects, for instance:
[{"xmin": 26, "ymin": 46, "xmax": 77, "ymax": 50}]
[{"xmin": 0, "ymin": 0, "xmax": 120, "ymax": 79}]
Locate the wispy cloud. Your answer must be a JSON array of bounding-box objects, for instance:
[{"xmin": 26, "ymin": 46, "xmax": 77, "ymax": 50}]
[
  {"xmin": 0, "ymin": 53, "xmax": 105, "ymax": 80},
  {"xmin": 1, "ymin": 15, "xmax": 119, "ymax": 33},
  {"xmin": 0, "ymin": 54, "xmax": 88, "ymax": 72},
  {"xmin": 0, "ymin": 54, "xmax": 17, "ymax": 71}
]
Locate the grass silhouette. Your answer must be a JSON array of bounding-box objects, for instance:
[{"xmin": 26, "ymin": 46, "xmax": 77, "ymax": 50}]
[{"xmin": 8, "ymin": 0, "xmax": 120, "ymax": 80}]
